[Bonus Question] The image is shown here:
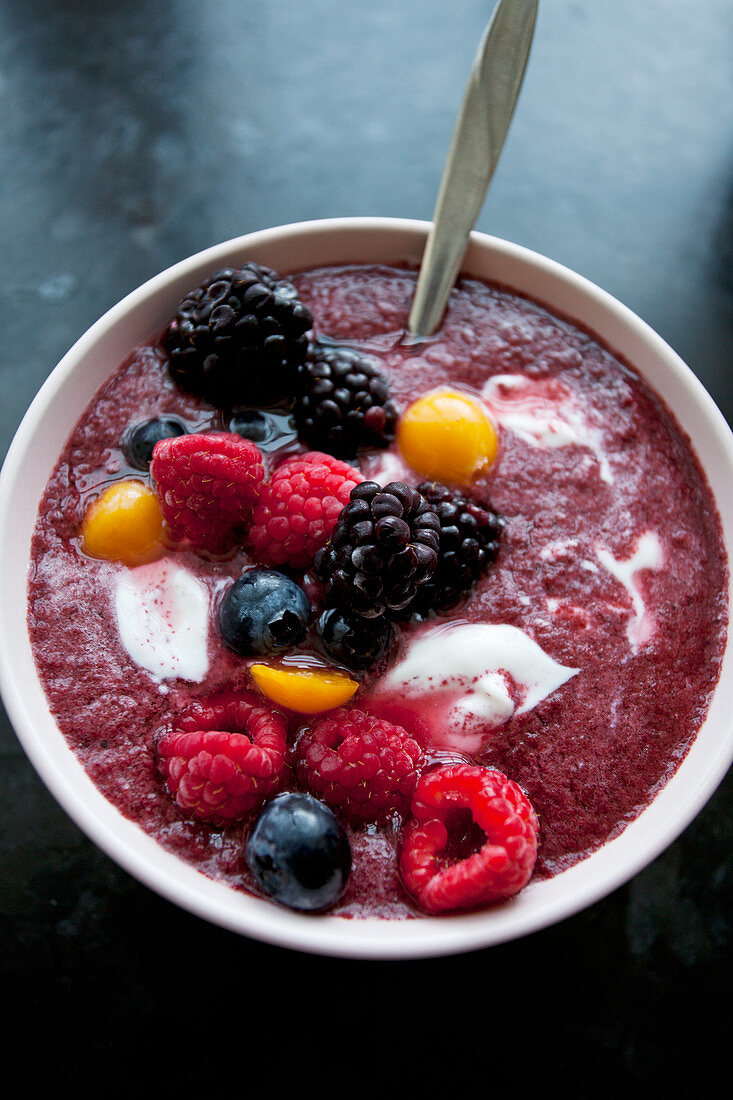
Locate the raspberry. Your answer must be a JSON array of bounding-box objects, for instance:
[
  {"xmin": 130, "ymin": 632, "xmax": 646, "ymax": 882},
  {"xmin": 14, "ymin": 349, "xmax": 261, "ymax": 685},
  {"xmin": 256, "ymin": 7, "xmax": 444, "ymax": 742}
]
[
  {"xmin": 400, "ymin": 764, "xmax": 539, "ymax": 913},
  {"xmin": 150, "ymin": 431, "xmax": 264, "ymax": 552},
  {"xmin": 249, "ymin": 451, "xmax": 364, "ymax": 569},
  {"xmin": 156, "ymin": 695, "xmax": 288, "ymax": 826},
  {"xmin": 295, "ymin": 707, "xmax": 422, "ymax": 821}
]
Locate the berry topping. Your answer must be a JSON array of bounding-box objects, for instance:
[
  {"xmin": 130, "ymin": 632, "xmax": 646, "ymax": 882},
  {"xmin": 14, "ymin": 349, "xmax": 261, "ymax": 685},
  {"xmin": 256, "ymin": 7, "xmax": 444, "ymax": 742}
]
[
  {"xmin": 296, "ymin": 707, "xmax": 422, "ymax": 822},
  {"xmin": 164, "ymin": 263, "xmax": 313, "ymax": 407},
  {"xmin": 412, "ymin": 481, "xmax": 503, "ymax": 612},
  {"xmin": 217, "ymin": 568, "xmax": 310, "ymax": 656},
  {"xmin": 150, "ymin": 431, "xmax": 264, "ymax": 552},
  {"xmin": 249, "ymin": 451, "xmax": 364, "ymax": 569},
  {"xmin": 314, "ymin": 481, "xmax": 441, "ymax": 619},
  {"xmin": 294, "ymin": 342, "xmax": 399, "ymax": 458},
  {"xmin": 246, "ymin": 791, "xmax": 351, "ymax": 912},
  {"xmin": 400, "ymin": 764, "xmax": 539, "ymax": 914},
  {"xmin": 229, "ymin": 408, "xmax": 298, "ymax": 453},
  {"xmin": 228, "ymin": 409, "xmax": 271, "ymax": 444},
  {"xmin": 226, "ymin": 409, "xmax": 269, "ymax": 442},
  {"xmin": 121, "ymin": 416, "xmax": 187, "ymax": 470},
  {"xmin": 317, "ymin": 607, "xmax": 392, "ymax": 669},
  {"xmin": 81, "ymin": 479, "xmax": 163, "ymax": 564},
  {"xmin": 249, "ymin": 661, "xmax": 359, "ymax": 714},
  {"xmin": 156, "ymin": 695, "xmax": 288, "ymax": 826},
  {"xmin": 397, "ymin": 388, "xmax": 499, "ymax": 486}
]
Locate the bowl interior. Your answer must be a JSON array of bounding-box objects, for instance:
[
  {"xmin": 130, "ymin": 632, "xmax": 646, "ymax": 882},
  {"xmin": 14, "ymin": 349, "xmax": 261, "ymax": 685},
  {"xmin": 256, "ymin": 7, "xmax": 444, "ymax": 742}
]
[{"xmin": 1, "ymin": 217, "xmax": 732, "ymax": 959}]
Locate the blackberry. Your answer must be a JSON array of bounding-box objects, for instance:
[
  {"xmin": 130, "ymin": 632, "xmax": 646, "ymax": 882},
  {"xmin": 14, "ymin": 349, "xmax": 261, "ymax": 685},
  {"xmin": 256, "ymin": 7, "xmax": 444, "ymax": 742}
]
[
  {"xmin": 164, "ymin": 263, "xmax": 312, "ymax": 408},
  {"xmin": 412, "ymin": 481, "xmax": 503, "ymax": 613},
  {"xmin": 295, "ymin": 342, "xmax": 398, "ymax": 458},
  {"xmin": 314, "ymin": 481, "xmax": 441, "ymax": 620}
]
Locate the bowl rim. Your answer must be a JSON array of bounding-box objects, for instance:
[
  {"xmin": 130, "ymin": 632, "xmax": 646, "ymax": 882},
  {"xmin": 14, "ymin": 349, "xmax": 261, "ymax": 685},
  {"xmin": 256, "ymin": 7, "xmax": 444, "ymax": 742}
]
[{"xmin": 1, "ymin": 215, "xmax": 732, "ymax": 959}]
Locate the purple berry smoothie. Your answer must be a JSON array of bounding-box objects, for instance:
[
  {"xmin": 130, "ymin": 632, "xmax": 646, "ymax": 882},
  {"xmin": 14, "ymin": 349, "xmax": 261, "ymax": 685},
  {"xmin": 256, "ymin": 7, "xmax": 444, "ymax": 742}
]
[{"xmin": 27, "ymin": 263, "xmax": 728, "ymax": 918}]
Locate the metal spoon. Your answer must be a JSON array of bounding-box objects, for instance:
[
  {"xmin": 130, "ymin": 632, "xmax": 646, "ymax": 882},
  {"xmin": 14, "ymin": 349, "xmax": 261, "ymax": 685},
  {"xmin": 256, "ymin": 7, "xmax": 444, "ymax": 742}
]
[{"xmin": 408, "ymin": 0, "xmax": 539, "ymax": 337}]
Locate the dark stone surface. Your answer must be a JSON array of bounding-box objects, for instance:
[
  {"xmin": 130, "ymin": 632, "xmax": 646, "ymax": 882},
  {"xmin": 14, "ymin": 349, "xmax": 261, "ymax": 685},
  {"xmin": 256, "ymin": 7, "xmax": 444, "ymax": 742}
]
[{"xmin": 1, "ymin": 0, "xmax": 731, "ymax": 1088}]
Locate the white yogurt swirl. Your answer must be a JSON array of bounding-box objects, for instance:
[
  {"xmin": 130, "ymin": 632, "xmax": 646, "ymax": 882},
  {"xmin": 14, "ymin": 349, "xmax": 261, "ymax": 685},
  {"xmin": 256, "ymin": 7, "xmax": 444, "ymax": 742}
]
[
  {"xmin": 482, "ymin": 373, "xmax": 613, "ymax": 483},
  {"xmin": 378, "ymin": 622, "xmax": 579, "ymax": 753},
  {"xmin": 114, "ymin": 559, "xmax": 210, "ymax": 683},
  {"xmin": 596, "ymin": 531, "xmax": 664, "ymax": 651}
]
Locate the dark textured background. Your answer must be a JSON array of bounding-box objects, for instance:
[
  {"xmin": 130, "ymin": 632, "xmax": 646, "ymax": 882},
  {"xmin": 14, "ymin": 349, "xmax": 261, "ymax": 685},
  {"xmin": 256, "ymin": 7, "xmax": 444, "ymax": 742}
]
[{"xmin": 1, "ymin": 0, "xmax": 732, "ymax": 1088}]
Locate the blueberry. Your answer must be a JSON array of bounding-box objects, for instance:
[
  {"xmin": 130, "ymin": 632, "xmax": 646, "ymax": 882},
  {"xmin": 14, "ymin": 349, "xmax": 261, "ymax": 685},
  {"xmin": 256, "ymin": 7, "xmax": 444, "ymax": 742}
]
[
  {"xmin": 318, "ymin": 607, "xmax": 391, "ymax": 669},
  {"xmin": 246, "ymin": 792, "xmax": 351, "ymax": 912},
  {"xmin": 217, "ymin": 568, "xmax": 309, "ymax": 656},
  {"xmin": 229, "ymin": 408, "xmax": 298, "ymax": 452},
  {"xmin": 229, "ymin": 409, "xmax": 271, "ymax": 444},
  {"xmin": 122, "ymin": 416, "xmax": 187, "ymax": 469}
]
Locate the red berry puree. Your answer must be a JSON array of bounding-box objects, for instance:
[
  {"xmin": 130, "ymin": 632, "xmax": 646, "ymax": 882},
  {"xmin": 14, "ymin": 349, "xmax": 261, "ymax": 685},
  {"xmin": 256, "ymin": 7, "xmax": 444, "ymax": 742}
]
[{"xmin": 27, "ymin": 263, "xmax": 728, "ymax": 919}]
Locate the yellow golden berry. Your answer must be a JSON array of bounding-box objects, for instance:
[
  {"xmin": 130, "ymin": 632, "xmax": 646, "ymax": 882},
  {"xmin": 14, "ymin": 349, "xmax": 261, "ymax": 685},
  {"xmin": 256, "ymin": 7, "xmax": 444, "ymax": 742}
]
[
  {"xmin": 81, "ymin": 479, "xmax": 163, "ymax": 564},
  {"xmin": 397, "ymin": 387, "xmax": 498, "ymax": 486},
  {"xmin": 249, "ymin": 662, "xmax": 359, "ymax": 714}
]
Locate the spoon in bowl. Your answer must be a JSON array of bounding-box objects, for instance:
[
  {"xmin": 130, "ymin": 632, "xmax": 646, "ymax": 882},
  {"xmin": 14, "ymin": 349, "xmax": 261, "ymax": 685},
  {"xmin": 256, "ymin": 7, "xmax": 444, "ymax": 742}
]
[{"xmin": 408, "ymin": 0, "xmax": 539, "ymax": 338}]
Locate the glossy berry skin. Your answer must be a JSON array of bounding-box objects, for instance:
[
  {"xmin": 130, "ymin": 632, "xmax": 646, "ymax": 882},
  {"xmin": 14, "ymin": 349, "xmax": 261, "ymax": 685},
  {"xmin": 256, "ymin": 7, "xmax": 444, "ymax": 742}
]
[
  {"xmin": 295, "ymin": 342, "xmax": 398, "ymax": 458},
  {"xmin": 122, "ymin": 416, "xmax": 187, "ymax": 470},
  {"xmin": 81, "ymin": 479, "xmax": 163, "ymax": 564},
  {"xmin": 229, "ymin": 409, "xmax": 271, "ymax": 444},
  {"xmin": 412, "ymin": 480, "xmax": 503, "ymax": 612},
  {"xmin": 314, "ymin": 480, "xmax": 441, "ymax": 619},
  {"xmin": 318, "ymin": 607, "xmax": 391, "ymax": 669},
  {"xmin": 246, "ymin": 791, "xmax": 351, "ymax": 912},
  {"xmin": 217, "ymin": 568, "xmax": 309, "ymax": 656},
  {"xmin": 397, "ymin": 388, "xmax": 498, "ymax": 487},
  {"xmin": 164, "ymin": 263, "xmax": 313, "ymax": 407}
]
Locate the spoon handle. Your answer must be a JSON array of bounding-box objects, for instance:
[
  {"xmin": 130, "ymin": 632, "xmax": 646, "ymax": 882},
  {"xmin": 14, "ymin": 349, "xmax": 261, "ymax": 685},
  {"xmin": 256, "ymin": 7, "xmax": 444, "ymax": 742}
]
[{"xmin": 408, "ymin": 0, "xmax": 539, "ymax": 337}]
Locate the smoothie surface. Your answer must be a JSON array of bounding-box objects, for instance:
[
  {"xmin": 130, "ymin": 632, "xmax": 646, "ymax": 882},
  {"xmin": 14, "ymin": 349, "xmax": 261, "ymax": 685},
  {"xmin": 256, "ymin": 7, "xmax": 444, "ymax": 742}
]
[{"xmin": 27, "ymin": 263, "xmax": 728, "ymax": 917}]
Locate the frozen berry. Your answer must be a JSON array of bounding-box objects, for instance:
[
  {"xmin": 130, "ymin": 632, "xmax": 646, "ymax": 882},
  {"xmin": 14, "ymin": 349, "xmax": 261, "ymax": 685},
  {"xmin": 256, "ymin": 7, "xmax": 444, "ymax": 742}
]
[
  {"xmin": 412, "ymin": 481, "xmax": 503, "ymax": 612},
  {"xmin": 246, "ymin": 791, "xmax": 351, "ymax": 912},
  {"xmin": 314, "ymin": 481, "xmax": 441, "ymax": 619},
  {"xmin": 295, "ymin": 342, "xmax": 399, "ymax": 458},
  {"xmin": 249, "ymin": 451, "xmax": 364, "ymax": 569},
  {"xmin": 122, "ymin": 416, "xmax": 187, "ymax": 470},
  {"xmin": 229, "ymin": 409, "xmax": 271, "ymax": 444},
  {"xmin": 164, "ymin": 263, "xmax": 312, "ymax": 407},
  {"xmin": 400, "ymin": 764, "xmax": 539, "ymax": 914},
  {"xmin": 155, "ymin": 695, "xmax": 288, "ymax": 826},
  {"xmin": 81, "ymin": 479, "xmax": 163, "ymax": 564},
  {"xmin": 150, "ymin": 431, "xmax": 264, "ymax": 552},
  {"xmin": 249, "ymin": 661, "xmax": 358, "ymax": 714},
  {"xmin": 296, "ymin": 707, "xmax": 422, "ymax": 821},
  {"xmin": 397, "ymin": 388, "xmax": 498, "ymax": 486},
  {"xmin": 318, "ymin": 607, "xmax": 392, "ymax": 669},
  {"xmin": 217, "ymin": 568, "xmax": 309, "ymax": 656}
]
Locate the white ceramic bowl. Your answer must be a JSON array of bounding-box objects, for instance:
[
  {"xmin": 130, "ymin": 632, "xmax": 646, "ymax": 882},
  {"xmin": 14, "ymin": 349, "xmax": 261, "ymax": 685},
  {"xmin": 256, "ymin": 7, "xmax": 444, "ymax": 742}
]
[{"xmin": 1, "ymin": 217, "xmax": 732, "ymax": 959}]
